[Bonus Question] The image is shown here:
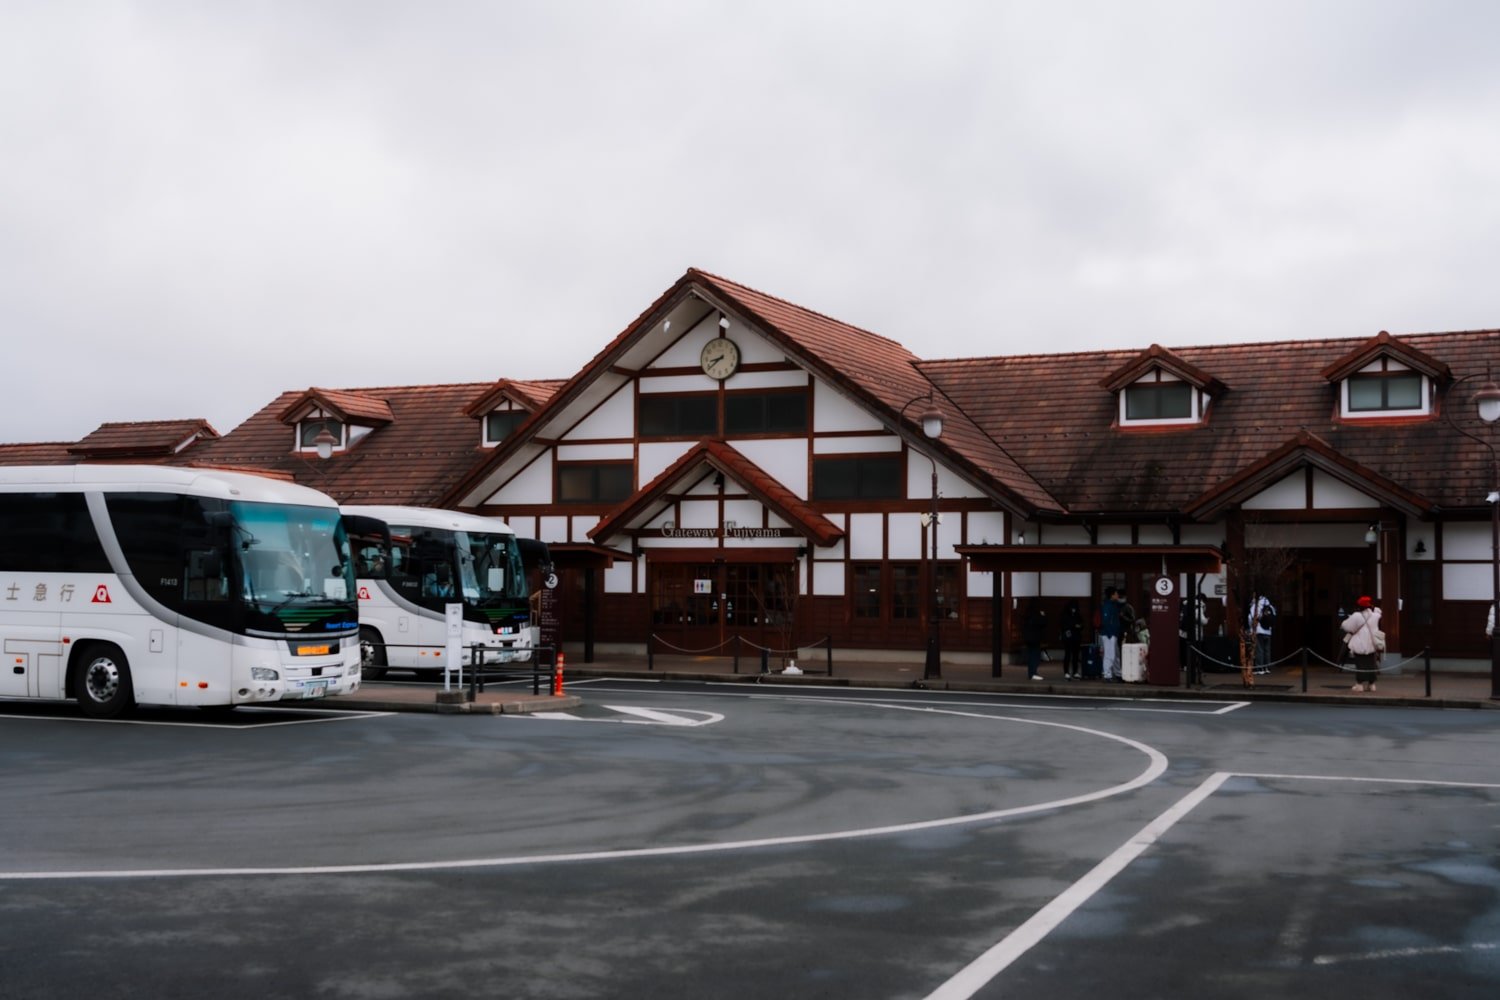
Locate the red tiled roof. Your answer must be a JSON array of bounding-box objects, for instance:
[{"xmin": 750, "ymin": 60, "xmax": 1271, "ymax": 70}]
[
  {"xmin": 1099, "ymin": 343, "xmax": 1226, "ymax": 395},
  {"xmin": 919, "ymin": 329, "xmax": 1500, "ymax": 514},
  {"xmin": 588, "ymin": 439, "xmax": 845, "ymax": 547},
  {"xmin": 462, "ymin": 378, "xmax": 566, "ymax": 418},
  {"xmin": 443, "ymin": 269, "xmax": 1062, "ymax": 514},
  {"xmin": 1319, "ymin": 330, "xmax": 1453, "ymax": 382},
  {"xmin": 181, "ymin": 383, "xmax": 493, "ymax": 505},
  {"xmin": 0, "ymin": 441, "xmax": 77, "ymax": 465},
  {"xmin": 277, "ymin": 388, "xmax": 395, "ymax": 427},
  {"xmin": 69, "ymin": 419, "xmax": 218, "ymax": 458}
]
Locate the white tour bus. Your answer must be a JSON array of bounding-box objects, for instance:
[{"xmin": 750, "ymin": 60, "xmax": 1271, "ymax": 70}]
[
  {"xmin": 340, "ymin": 505, "xmax": 533, "ymax": 677},
  {"xmin": 0, "ymin": 465, "xmax": 364, "ymax": 717}
]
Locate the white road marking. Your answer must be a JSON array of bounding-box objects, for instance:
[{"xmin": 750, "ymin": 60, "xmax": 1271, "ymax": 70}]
[
  {"xmin": 0, "ymin": 706, "xmax": 392, "ymax": 728},
  {"xmin": 1313, "ymin": 942, "xmax": 1498, "ymax": 966},
  {"xmin": 925, "ymin": 772, "xmax": 1233, "ymax": 1000},
  {"xmin": 522, "ymin": 706, "xmax": 724, "ymax": 726},
  {"xmin": 0, "ymin": 706, "xmax": 1167, "ymax": 880},
  {"xmin": 926, "ymin": 769, "xmax": 1500, "ymax": 999}
]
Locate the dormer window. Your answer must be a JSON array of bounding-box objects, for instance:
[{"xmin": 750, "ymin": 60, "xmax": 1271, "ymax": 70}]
[
  {"xmin": 297, "ymin": 416, "xmax": 346, "ymax": 453},
  {"xmin": 483, "ymin": 409, "xmax": 528, "ymax": 447},
  {"xmin": 1321, "ymin": 331, "xmax": 1447, "ymax": 422},
  {"xmin": 1119, "ymin": 371, "xmax": 1205, "ymax": 426},
  {"xmin": 1342, "ymin": 363, "xmax": 1428, "ymax": 418},
  {"xmin": 1101, "ymin": 344, "xmax": 1224, "ymax": 430}
]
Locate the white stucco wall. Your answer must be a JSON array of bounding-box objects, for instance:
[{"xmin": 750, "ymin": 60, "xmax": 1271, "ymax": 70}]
[
  {"xmin": 488, "ymin": 452, "xmax": 553, "ymax": 505},
  {"xmin": 564, "ymin": 386, "xmax": 634, "ymax": 439},
  {"xmin": 814, "ymin": 381, "xmax": 885, "ymax": 433}
]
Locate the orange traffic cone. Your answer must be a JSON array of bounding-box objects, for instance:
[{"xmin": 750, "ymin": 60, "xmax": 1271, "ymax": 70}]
[{"xmin": 552, "ymin": 651, "xmax": 566, "ymax": 696}]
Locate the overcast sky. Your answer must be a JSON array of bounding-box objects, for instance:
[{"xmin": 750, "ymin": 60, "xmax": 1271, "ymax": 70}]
[{"xmin": 3, "ymin": 0, "xmax": 1498, "ymax": 443}]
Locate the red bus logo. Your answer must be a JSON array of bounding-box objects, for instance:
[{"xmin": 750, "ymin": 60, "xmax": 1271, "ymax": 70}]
[
  {"xmin": 92, "ymin": 585, "xmax": 112, "ymax": 604},
  {"xmin": 358, "ymin": 586, "xmax": 371, "ymax": 601}
]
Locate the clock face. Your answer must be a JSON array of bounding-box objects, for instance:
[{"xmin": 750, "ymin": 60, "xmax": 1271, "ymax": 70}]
[{"xmin": 700, "ymin": 337, "xmax": 740, "ymax": 380}]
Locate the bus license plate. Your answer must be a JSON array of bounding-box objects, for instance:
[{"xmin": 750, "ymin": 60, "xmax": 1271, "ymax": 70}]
[{"xmin": 302, "ymin": 681, "xmax": 328, "ymax": 699}]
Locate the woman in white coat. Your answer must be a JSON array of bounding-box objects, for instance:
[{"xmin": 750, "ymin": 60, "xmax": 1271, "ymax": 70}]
[{"xmin": 1342, "ymin": 595, "xmax": 1382, "ymax": 692}]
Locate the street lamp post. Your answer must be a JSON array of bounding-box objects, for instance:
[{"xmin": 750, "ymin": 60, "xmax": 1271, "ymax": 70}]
[
  {"xmin": 899, "ymin": 392, "xmax": 945, "ymax": 680},
  {"xmin": 1447, "ymin": 373, "xmax": 1500, "ymax": 701}
]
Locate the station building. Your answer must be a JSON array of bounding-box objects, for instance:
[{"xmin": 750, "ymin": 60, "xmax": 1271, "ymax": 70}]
[{"xmin": 7, "ymin": 268, "xmax": 1498, "ymax": 668}]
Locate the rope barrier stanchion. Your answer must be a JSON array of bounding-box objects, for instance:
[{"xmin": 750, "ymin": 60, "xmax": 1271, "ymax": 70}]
[
  {"xmin": 1425, "ymin": 646, "xmax": 1432, "ymax": 698},
  {"xmin": 734, "ymin": 634, "xmax": 740, "ymax": 675},
  {"xmin": 760, "ymin": 647, "xmax": 769, "ymax": 674},
  {"xmin": 826, "ymin": 634, "xmax": 833, "ymax": 677},
  {"xmin": 648, "ymin": 640, "xmax": 654, "ymax": 672}
]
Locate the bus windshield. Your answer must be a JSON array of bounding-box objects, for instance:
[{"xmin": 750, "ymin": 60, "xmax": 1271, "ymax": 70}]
[
  {"xmin": 231, "ymin": 501, "xmax": 356, "ymax": 609},
  {"xmin": 458, "ymin": 530, "xmax": 527, "ymax": 603}
]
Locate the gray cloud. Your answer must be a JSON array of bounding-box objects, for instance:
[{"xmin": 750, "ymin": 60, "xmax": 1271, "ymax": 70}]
[{"xmin": 2, "ymin": 0, "xmax": 1498, "ymax": 442}]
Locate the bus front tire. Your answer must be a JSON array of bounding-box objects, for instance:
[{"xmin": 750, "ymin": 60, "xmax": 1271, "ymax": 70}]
[
  {"xmin": 72, "ymin": 643, "xmax": 135, "ymax": 719},
  {"xmin": 360, "ymin": 627, "xmax": 387, "ymax": 679}
]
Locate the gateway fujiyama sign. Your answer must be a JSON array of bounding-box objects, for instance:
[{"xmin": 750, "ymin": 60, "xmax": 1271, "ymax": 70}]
[{"xmin": 658, "ymin": 521, "xmax": 786, "ymax": 539}]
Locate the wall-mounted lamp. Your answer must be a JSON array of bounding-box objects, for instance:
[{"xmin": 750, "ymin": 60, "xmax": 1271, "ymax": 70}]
[
  {"xmin": 718, "ymin": 315, "xmax": 731, "ymax": 330},
  {"xmin": 796, "ymin": 546, "xmax": 808, "ymax": 558},
  {"xmin": 1364, "ymin": 524, "xmax": 1379, "ymax": 546},
  {"xmin": 662, "ymin": 319, "xmax": 671, "ymax": 334},
  {"xmin": 1015, "ymin": 531, "xmax": 1026, "ymax": 545},
  {"xmin": 712, "ymin": 472, "xmax": 725, "ymax": 489},
  {"xmin": 1414, "ymin": 539, "xmax": 1427, "ymax": 554}
]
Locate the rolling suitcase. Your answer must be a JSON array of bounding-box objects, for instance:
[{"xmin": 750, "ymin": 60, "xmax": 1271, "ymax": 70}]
[{"xmin": 1081, "ymin": 642, "xmax": 1102, "ymax": 679}]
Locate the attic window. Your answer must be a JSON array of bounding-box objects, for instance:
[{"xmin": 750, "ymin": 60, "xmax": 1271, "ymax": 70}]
[
  {"xmin": 297, "ymin": 417, "xmax": 345, "ymax": 453},
  {"xmin": 1119, "ymin": 371, "xmax": 1204, "ymax": 427},
  {"xmin": 1341, "ymin": 361, "xmax": 1429, "ymax": 419},
  {"xmin": 484, "ymin": 410, "xmax": 527, "ymax": 446}
]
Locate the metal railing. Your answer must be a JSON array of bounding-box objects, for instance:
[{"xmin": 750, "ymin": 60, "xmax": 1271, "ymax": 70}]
[
  {"xmin": 361, "ymin": 640, "xmax": 552, "ymax": 697},
  {"xmin": 1185, "ymin": 642, "xmax": 1435, "ymax": 696},
  {"xmin": 647, "ymin": 633, "xmax": 835, "ymax": 676}
]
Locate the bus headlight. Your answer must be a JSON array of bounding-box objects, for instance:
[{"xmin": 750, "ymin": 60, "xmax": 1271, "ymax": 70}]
[{"xmin": 251, "ymin": 667, "xmax": 280, "ymax": 682}]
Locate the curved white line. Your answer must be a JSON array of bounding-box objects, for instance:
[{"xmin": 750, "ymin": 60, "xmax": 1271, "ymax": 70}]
[{"xmin": 0, "ymin": 703, "xmax": 1168, "ymax": 881}]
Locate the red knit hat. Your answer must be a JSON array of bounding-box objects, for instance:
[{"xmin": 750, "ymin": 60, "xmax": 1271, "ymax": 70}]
[{"xmin": 1357, "ymin": 595, "xmax": 1374, "ymax": 608}]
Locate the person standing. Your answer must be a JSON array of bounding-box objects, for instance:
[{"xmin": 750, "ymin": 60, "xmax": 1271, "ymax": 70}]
[
  {"xmin": 1060, "ymin": 599, "xmax": 1085, "ymax": 680},
  {"xmin": 1248, "ymin": 593, "xmax": 1276, "ymax": 675},
  {"xmin": 1342, "ymin": 595, "xmax": 1382, "ymax": 692},
  {"xmin": 1099, "ymin": 587, "xmax": 1122, "ymax": 681},
  {"xmin": 1022, "ymin": 599, "xmax": 1048, "ymax": 681}
]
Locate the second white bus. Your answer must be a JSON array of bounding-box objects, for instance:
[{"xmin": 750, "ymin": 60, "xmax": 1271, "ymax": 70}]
[{"xmin": 340, "ymin": 505, "xmax": 533, "ymax": 677}]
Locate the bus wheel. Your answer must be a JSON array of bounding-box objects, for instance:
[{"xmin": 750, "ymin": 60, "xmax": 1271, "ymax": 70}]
[
  {"xmin": 73, "ymin": 643, "xmax": 135, "ymax": 719},
  {"xmin": 360, "ymin": 627, "xmax": 387, "ymax": 679}
]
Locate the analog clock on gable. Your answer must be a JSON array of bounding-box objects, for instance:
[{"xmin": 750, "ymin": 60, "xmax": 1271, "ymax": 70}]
[{"xmin": 700, "ymin": 337, "xmax": 740, "ymax": 381}]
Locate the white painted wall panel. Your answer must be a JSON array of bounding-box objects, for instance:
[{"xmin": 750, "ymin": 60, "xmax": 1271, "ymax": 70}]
[
  {"xmin": 1042, "ymin": 572, "xmax": 1093, "ymax": 597},
  {"xmin": 813, "ymin": 561, "xmax": 845, "ymax": 596},
  {"xmin": 638, "ymin": 441, "xmax": 694, "ymax": 485},
  {"xmin": 1138, "ymin": 525, "xmax": 1173, "ymax": 545},
  {"xmin": 936, "ymin": 511, "xmax": 961, "ymax": 560},
  {"xmin": 1443, "ymin": 562, "xmax": 1495, "ymax": 601},
  {"xmin": 570, "ymin": 515, "xmax": 598, "ymax": 541},
  {"xmin": 723, "ymin": 499, "xmax": 763, "ymax": 527},
  {"xmin": 815, "ymin": 538, "xmax": 846, "ymax": 560},
  {"xmin": 1098, "ymin": 525, "xmax": 1132, "ymax": 544},
  {"xmin": 539, "ymin": 516, "xmax": 568, "ymax": 543},
  {"xmin": 556, "ymin": 443, "xmax": 633, "ymax": 461},
  {"xmin": 1010, "ymin": 573, "xmax": 1039, "ymax": 597},
  {"xmin": 1407, "ymin": 525, "xmax": 1435, "ymax": 561},
  {"xmin": 889, "ymin": 513, "xmax": 923, "ymax": 559},
  {"xmin": 1443, "ymin": 522, "xmax": 1493, "ymax": 558},
  {"xmin": 967, "ymin": 511, "xmax": 1007, "ymax": 546},
  {"xmin": 848, "ymin": 513, "xmax": 883, "ymax": 559},
  {"xmin": 1311, "ymin": 470, "xmax": 1379, "ymax": 508},
  {"xmin": 814, "ymin": 381, "xmax": 885, "ymax": 432},
  {"xmin": 604, "ymin": 560, "xmax": 634, "ymax": 594},
  {"xmin": 686, "ymin": 477, "xmax": 718, "ymax": 496},
  {"xmin": 639, "ymin": 373, "xmax": 720, "ymax": 393},
  {"xmin": 678, "ymin": 500, "xmax": 718, "ymax": 529},
  {"xmin": 967, "ymin": 568, "xmax": 993, "ymax": 598},
  {"xmin": 815, "ymin": 435, "xmax": 900, "ymax": 454},
  {"xmin": 564, "ymin": 387, "xmax": 633, "ymax": 439},
  {"xmin": 728, "ymin": 370, "xmax": 808, "ymax": 389},
  {"xmin": 731, "ymin": 439, "xmax": 808, "ymax": 497},
  {"xmin": 488, "ymin": 452, "xmax": 553, "ymax": 505},
  {"xmin": 1243, "ymin": 473, "xmax": 1306, "ymax": 510},
  {"xmin": 505, "ymin": 516, "xmax": 537, "ymax": 538},
  {"xmin": 651, "ymin": 318, "xmax": 716, "ymax": 367}
]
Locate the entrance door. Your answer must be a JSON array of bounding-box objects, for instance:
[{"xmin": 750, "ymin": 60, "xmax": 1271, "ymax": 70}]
[
  {"xmin": 1277, "ymin": 548, "xmax": 1375, "ymax": 662},
  {"xmin": 648, "ymin": 561, "xmax": 797, "ymax": 656}
]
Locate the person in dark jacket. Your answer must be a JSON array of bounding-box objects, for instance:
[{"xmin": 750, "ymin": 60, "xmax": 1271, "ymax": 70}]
[
  {"xmin": 1022, "ymin": 599, "xmax": 1048, "ymax": 680},
  {"xmin": 1059, "ymin": 599, "xmax": 1085, "ymax": 680}
]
